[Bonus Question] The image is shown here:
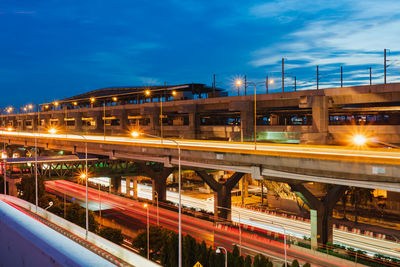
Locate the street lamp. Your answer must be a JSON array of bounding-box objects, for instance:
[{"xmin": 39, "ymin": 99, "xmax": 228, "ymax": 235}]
[
  {"xmin": 131, "ymin": 131, "xmax": 182, "ymax": 267},
  {"xmin": 50, "ymin": 128, "xmax": 89, "ymax": 239},
  {"xmin": 154, "ymin": 191, "xmax": 159, "ymax": 226},
  {"xmin": 236, "ymin": 79, "xmax": 242, "ymax": 96},
  {"xmin": 144, "ymin": 203, "xmax": 150, "ymax": 260},
  {"xmin": 247, "ymin": 81, "xmax": 265, "ymax": 150},
  {"xmin": 250, "ymin": 217, "xmax": 288, "ymax": 267},
  {"xmin": 216, "ymin": 246, "xmax": 227, "ymax": 267},
  {"xmin": 352, "ymin": 134, "xmax": 367, "ymax": 146},
  {"xmin": 217, "ymin": 205, "xmax": 241, "ymax": 255}
]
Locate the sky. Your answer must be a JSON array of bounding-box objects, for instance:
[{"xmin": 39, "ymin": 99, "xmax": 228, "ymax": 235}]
[{"xmin": 1, "ymin": 0, "xmax": 400, "ymax": 108}]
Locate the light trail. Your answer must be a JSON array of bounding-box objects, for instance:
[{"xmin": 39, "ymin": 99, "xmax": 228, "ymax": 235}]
[
  {"xmin": 135, "ymin": 184, "xmax": 400, "ymax": 259},
  {"xmin": 2, "ymin": 131, "xmax": 400, "ymax": 164},
  {"xmin": 46, "ymin": 180, "xmax": 350, "ymax": 267}
]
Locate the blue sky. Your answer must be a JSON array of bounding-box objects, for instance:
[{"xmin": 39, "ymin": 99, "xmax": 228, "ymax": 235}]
[{"xmin": 1, "ymin": 0, "xmax": 400, "ymax": 107}]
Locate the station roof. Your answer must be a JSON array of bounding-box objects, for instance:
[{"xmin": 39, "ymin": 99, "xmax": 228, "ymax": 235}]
[{"xmin": 61, "ymin": 83, "xmax": 222, "ymax": 102}]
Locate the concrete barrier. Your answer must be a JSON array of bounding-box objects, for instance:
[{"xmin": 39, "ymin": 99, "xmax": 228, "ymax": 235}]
[
  {"xmin": 0, "ymin": 199, "xmax": 115, "ymax": 267},
  {"xmin": 1, "ymin": 195, "xmax": 160, "ymax": 267}
]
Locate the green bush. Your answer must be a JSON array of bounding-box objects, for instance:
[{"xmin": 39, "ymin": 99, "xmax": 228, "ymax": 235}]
[{"xmin": 99, "ymin": 227, "xmax": 124, "ymax": 244}]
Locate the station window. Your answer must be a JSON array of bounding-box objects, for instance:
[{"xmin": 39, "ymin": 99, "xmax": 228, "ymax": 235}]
[
  {"xmin": 121, "ymin": 179, "xmax": 127, "ymax": 194},
  {"xmin": 66, "ymin": 120, "xmax": 75, "ymax": 126}
]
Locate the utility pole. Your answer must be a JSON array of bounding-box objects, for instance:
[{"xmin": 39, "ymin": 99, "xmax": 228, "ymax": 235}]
[
  {"xmin": 341, "ymin": 66, "xmax": 343, "ymax": 87},
  {"xmin": 369, "ymin": 67, "xmax": 372, "ymax": 85},
  {"xmin": 282, "ymin": 58, "xmax": 284, "ymax": 92},
  {"xmin": 212, "ymin": 74, "xmax": 216, "ymax": 97},
  {"xmin": 294, "ymin": 76, "xmax": 297, "ymax": 91},
  {"xmin": 244, "ymin": 75, "xmax": 247, "ymax": 96},
  {"xmin": 317, "ymin": 65, "xmax": 319, "ymax": 90},
  {"xmin": 384, "ymin": 49, "xmax": 387, "ymax": 84},
  {"xmin": 266, "ymin": 75, "xmax": 269, "ymax": 94}
]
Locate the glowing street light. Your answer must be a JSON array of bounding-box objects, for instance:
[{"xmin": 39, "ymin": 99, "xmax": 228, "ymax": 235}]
[
  {"xmin": 73, "ymin": 102, "xmax": 78, "ymax": 106},
  {"xmin": 236, "ymin": 79, "xmax": 242, "ymax": 96},
  {"xmin": 112, "ymin": 97, "xmax": 118, "ymax": 102},
  {"xmin": 49, "ymin": 128, "xmax": 57, "ymax": 134},
  {"xmin": 131, "ymin": 130, "xmax": 182, "ymax": 267},
  {"xmin": 172, "ymin": 90, "xmax": 177, "ymax": 96},
  {"xmin": 90, "ymin": 97, "xmax": 96, "ymax": 103},
  {"xmin": 352, "ymin": 134, "xmax": 368, "ymax": 146},
  {"xmin": 145, "ymin": 90, "xmax": 151, "ymax": 96},
  {"xmin": 131, "ymin": 131, "xmax": 140, "ymax": 138},
  {"xmin": 54, "ymin": 101, "xmax": 59, "ymax": 106}
]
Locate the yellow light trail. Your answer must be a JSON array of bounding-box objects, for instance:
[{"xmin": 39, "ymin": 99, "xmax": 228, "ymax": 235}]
[{"xmin": 1, "ymin": 131, "xmax": 400, "ymax": 165}]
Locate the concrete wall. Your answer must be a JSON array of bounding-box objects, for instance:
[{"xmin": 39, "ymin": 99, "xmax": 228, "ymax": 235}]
[
  {"xmin": 1, "ymin": 195, "xmax": 160, "ymax": 267},
  {"xmin": 0, "ymin": 199, "xmax": 114, "ymax": 267}
]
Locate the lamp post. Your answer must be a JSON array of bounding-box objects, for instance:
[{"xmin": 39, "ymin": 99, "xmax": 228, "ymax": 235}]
[
  {"xmin": 248, "ymin": 81, "xmax": 265, "ymax": 150},
  {"xmin": 251, "ymin": 217, "xmax": 288, "ymax": 267},
  {"xmin": 144, "ymin": 203, "xmax": 150, "ymax": 259},
  {"xmin": 236, "ymin": 79, "xmax": 242, "ymax": 96},
  {"xmin": 50, "ymin": 128, "xmax": 89, "ymax": 238},
  {"xmin": 131, "ymin": 131, "xmax": 182, "ymax": 267},
  {"xmin": 216, "ymin": 205, "xmax": 241, "ymax": 255},
  {"xmin": 154, "ymin": 191, "xmax": 159, "ymax": 226},
  {"xmin": 216, "ymin": 246, "xmax": 227, "ymax": 267}
]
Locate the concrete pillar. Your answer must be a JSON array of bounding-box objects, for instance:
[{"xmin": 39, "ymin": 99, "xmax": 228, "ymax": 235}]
[
  {"xmin": 239, "ymin": 175, "xmax": 249, "ymax": 205},
  {"xmin": 186, "ymin": 112, "xmax": 200, "ymax": 139},
  {"xmin": 311, "ymin": 95, "xmax": 329, "ymax": 144},
  {"xmin": 290, "ymin": 183, "xmax": 346, "ymax": 249},
  {"xmin": 240, "ymin": 105, "xmax": 254, "ymax": 140},
  {"xmin": 196, "ymin": 170, "xmax": 244, "ymax": 221},
  {"xmin": 215, "ymin": 185, "xmax": 232, "ymax": 220},
  {"xmin": 152, "ymin": 176, "xmax": 167, "ymax": 202},
  {"xmin": 137, "ymin": 162, "xmax": 174, "ymax": 203}
]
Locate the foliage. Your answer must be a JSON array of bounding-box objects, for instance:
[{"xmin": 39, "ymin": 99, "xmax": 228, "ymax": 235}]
[
  {"xmin": 346, "ymin": 187, "xmax": 374, "ymax": 224},
  {"xmin": 99, "ymin": 226, "xmax": 124, "ymax": 245},
  {"xmin": 66, "ymin": 202, "xmax": 98, "ymax": 232},
  {"xmin": 131, "ymin": 225, "xmax": 305, "ymax": 267},
  {"xmin": 16, "ymin": 175, "xmax": 45, "ymax": 204}
]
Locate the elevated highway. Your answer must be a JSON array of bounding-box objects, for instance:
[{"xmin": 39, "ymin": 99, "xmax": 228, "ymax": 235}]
[{"xmin": 1, "ymin": 130, "xmax": 400, "ymax": 248}]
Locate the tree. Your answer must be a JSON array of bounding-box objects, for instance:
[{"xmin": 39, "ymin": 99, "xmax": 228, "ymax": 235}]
[
  {"xmin": 39, "ymin": 194, "xmax": 63, "ymax": 217},
  {"xmin": 348, "ymin": 187, "xmax": 374, "ymax": 224},
  {"xmin": 16, "ymin": 175, "xmax": 45, "ymax": 204},
  {"xmin": 66, "ymin": 203, "xmax": 98, "ymax": 232},
  {"xmin": 291, "ymin": 259, "xmax": 300, "ymax": 267},
  {"xmin": 99, "ymin": 227, "xmax": 124, "ymax": 244},
  {"xmin": 244, "ymin": 255, "xmax": 252, "ymax": 267}
]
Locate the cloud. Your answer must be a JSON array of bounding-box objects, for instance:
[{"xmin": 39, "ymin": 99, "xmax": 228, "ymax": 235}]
[{"xmin": 248, "ymin": 0, "xmax": 400, "ymax": 88}]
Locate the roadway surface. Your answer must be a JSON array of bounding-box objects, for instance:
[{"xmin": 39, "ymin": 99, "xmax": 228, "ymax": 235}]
[
  {"xmin": 2, "ymin": 130, "xmax": 400, "ymax": 165},
  {"xmin": 134, "ymin": 185, "xmax": 400, "ymax": 259},
  {"xmin": 46, "ymin": 180, "xmax": 373, "ymax": 267}
]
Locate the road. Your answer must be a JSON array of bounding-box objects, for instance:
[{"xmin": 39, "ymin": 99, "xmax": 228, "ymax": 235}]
[
  {"xmin": 46, "ymin": 179, "xmax": 370, "ymax": 267},
  {"xmin": 2, "ymin": 130, "xmax": 400, "ymax": 165},
  {"xmin": 134, "ymin": 184, "xmax": 400, "ymax": 259}
]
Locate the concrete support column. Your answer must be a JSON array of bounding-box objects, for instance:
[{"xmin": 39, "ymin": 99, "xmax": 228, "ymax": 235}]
[
  {"xmin": 290, "ymin": 183, "xmax": 346, "ymax": 249},
  {"xmin": 240, "ymin": 105, "xmax": 254, "ymax": 140},
  {"xmin": 239, "ymin": 174, "xmax": 249, "ymax": 205},
  {"xmin": 73, "ymin": 114, "xmax": 83, "ymax": 132},
  {"xmin": 309, "ymin": 95, "xmax": 329, "ymax": 144},
  {"xmin": 138, "ymin": 163, "xmax": 174, "ymax": 203},
  {"xmin": 186, "ymin": 112, "xmax": 199, "ymax": 139},
  {"xmin": 196, "ymin": 170, "xmax": 244, "ymax": 220},
  {"xmin": 215, "ymin": 185, "xmax": 232, "ymax": 220}
]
